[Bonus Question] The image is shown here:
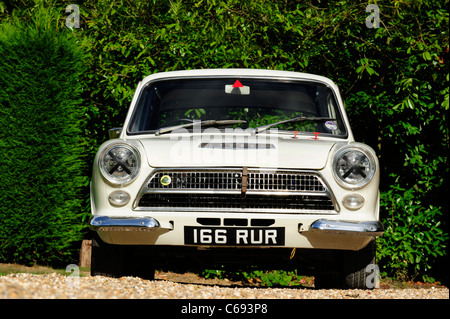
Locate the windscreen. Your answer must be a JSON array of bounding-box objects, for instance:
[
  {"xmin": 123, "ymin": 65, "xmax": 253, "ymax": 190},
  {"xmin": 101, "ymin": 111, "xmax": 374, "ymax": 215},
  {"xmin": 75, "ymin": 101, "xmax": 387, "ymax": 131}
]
[{"xmin": 127, "ymin": 78, "xmax": 347, "ymax": 136}]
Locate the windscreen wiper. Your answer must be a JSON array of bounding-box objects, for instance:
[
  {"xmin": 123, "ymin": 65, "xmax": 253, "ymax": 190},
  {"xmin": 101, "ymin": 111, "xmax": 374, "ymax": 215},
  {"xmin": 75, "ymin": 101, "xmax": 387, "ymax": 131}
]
[
  {"xmin": 155, "ymin": 120, "xmax": 247, "ymax": 136},
  {"xmin": 254, "ymin": 116, "xmax": 336, "ymax": 134}
]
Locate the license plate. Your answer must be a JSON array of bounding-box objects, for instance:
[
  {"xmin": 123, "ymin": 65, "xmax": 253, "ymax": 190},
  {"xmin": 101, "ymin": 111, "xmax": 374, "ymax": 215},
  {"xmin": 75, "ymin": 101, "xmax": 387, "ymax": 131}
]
[{"xmin": 184, "ymin": 226, "xmax": 285, "ymax": 246}]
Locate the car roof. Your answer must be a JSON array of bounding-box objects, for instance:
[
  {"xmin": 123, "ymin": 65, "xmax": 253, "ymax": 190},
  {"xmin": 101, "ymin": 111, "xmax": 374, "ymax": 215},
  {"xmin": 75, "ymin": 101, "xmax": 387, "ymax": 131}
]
[{"xmin": 140, "ymin": 69, "xmax": 337, "ymax": 88}]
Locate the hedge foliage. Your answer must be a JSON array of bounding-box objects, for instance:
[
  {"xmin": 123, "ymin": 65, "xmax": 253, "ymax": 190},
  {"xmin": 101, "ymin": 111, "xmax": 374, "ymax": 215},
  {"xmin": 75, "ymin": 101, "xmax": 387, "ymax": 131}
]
[
  {"xmin": 0, "ymin": 6, "xmax": 88, "ymax": 266},
  {"xmin": 0, "ymin": 0, "xmax": 448, "ymax": 281}
]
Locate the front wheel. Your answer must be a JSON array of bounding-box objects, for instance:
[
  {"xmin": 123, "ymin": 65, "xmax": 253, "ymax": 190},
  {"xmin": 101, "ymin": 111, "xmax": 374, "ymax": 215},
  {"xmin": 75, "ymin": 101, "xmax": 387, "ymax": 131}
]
[
  {"xmin": 91, "ymin": 233, "xmax": 155, "ymax": 280},
  {"xmin": 315, "ymin": 239, "xmax": 378, "ymax": 289},
  {"xmin": 341, "ymin": 238, "xmax": 378, "ymax": 289}
]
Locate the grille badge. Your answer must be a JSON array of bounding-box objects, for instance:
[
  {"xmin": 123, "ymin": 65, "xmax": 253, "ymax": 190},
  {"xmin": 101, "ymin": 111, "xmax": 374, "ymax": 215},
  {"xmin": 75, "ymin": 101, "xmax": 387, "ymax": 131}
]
[{"xmin": 160, "ymin": 175, "xmax": 172, "ymax": 186}]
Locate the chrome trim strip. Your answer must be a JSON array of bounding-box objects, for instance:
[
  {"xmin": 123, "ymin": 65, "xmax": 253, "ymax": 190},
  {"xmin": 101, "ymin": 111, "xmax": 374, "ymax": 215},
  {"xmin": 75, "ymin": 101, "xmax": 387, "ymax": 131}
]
[
  {"xmin": 309, "ymin": 219, "xmax": 384, "ymax": 236},
  {"xmin": 199, "ymin": 142, "xmax": 276, "ymax": 149},
  {"xmin": 137, "ymin": 189, "xmax": 333, "ymax": 196},
  {"xmin": 89, "ymin": 216, "xmax": 161, "ymax": 232},
  {"xmin": 134, "ymin": 206, "xmax": 338, "ymax": 214}
]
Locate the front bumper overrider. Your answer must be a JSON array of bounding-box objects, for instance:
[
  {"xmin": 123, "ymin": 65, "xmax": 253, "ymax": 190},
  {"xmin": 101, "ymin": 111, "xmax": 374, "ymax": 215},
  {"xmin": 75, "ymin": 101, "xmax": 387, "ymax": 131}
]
[
  {"xmin": 309, "ymin": 219, "xmax": 384, "ymax": 236},
  {"xmin": 89, "ymin": 216, "xmax": 162, "ymax": 232}
]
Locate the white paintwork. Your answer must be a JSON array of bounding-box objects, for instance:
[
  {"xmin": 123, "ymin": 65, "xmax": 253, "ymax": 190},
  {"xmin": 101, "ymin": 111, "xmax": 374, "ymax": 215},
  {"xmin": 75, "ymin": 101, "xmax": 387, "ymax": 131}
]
[{"xmin": 90, "ymin": 69, "xmax": 380, "ymax": 251}]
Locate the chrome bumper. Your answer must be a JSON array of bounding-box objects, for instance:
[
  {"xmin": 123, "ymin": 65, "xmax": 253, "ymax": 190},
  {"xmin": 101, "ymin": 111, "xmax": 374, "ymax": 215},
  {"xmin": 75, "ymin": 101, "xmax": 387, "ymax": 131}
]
[
  {"xmin": 90, "ymin": 216, "xmax": 383, "ymax": 238},
  {"xmin": 310, "ymin": 219, "xmax": 384, "ymax": 236},
  {"xmin": 89, "ymin": 216, "xmax": 161, "ymax": 232}
]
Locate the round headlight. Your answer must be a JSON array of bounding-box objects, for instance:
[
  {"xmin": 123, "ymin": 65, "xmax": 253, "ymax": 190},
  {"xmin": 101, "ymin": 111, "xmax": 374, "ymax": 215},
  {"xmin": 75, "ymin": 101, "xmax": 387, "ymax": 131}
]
[
  {"xmin": 333, "ymin": 146, "xmax": 376, "ymax": 189},
  {"xmin": 99, "ymin": 143, "xmax": 140, "ymax": 185}
]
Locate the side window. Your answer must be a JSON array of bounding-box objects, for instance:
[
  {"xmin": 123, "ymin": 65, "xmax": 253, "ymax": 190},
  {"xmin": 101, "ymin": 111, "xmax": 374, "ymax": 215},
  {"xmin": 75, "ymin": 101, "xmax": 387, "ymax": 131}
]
[
  {"xmin": 129, "ymin": 88, "xmax": 150, "ymax": 132},
  {"xmin": 326, "ymin": 93, "xmax": 346, "ymax": 135}
]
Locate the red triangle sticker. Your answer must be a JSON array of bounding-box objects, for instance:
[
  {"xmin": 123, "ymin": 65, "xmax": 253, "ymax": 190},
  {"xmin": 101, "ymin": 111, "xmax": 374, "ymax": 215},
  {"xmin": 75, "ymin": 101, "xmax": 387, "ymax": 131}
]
[{"xmin": 232, "ymin": 80, "xmax": 244, "ymax": 88}]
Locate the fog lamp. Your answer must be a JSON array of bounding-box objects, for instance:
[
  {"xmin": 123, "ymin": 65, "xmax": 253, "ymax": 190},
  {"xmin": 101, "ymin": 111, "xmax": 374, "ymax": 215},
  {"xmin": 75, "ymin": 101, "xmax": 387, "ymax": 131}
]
[
  {"xmin": 108, "ymin": 190, "xmax": 131, "ymax": 207},
  {"xmin": 342, "ymin": 194, "xmax": 365, "ymax": 211}
]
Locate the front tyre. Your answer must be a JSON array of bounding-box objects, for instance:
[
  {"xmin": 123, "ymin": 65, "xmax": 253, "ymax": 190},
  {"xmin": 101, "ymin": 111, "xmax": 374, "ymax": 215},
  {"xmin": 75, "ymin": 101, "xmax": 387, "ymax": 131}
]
[
  {"xmin": 315, "ymin": 239, "xmax": 377, "ymax": 289},
  {"xmin": 91, "ymin": 233, "xmax": 155, "ymax": 280},
  {"xmin": 341, "ymin": 238, "xmax": 377, "ymax": 289}
]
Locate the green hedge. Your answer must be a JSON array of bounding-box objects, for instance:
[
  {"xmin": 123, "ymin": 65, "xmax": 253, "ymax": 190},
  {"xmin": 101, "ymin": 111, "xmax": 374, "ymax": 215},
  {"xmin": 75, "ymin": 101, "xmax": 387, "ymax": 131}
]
[
  {"xmin": 0, "ymin": 7, "xmax": 89, "ymax": 266},
  {"xmin": 0, "ymin": 0, "xmax": 448, "ymax": 282}
]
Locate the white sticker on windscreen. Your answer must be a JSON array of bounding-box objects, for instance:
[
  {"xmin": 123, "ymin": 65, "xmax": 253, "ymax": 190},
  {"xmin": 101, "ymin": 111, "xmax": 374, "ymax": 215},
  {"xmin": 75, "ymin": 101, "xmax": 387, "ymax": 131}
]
[
  {"xmin": 325, "ymin": 120, "xmax": 338, "ymax": 131},
  {"xmin": 225, "ymin": 80, "xmax": 250, "ymax": 95}
]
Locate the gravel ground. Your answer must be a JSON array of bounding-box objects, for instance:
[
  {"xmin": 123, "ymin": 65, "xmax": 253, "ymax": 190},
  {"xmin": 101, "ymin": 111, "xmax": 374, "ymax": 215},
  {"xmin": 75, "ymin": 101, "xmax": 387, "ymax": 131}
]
[{"xmin": 0, "ymin": 273, "xmax": 448, "ymax": 299}]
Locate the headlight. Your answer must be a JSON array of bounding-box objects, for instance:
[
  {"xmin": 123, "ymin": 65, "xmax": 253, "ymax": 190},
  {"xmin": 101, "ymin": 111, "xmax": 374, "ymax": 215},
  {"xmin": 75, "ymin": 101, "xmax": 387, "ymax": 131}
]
[
  {"xmin": 99, "ymin": 143, "xmax": 140, "ymax": 185},
  {"xmin": 333, "ymin": 146, "xmax": 376, "ymax": 189}
]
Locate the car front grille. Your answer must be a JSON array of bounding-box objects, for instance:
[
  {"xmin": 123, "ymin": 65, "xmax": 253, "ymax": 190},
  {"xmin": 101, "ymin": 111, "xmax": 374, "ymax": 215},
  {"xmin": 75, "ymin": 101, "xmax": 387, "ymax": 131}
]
[
  {"xmin": 135, "ymin": 168, "xmax": 337, "ymax": 213},
  {"xmin": 147, "ymin": 170, "xmax": 326, "ymax": 192}
]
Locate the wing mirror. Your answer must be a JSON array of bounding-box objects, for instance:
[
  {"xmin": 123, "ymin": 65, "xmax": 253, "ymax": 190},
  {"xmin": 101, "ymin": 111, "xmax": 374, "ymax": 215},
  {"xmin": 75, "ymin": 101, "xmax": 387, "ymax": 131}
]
[{"xmin": 108, "ymin": 127, "xmax": 122, "ymax": 139}]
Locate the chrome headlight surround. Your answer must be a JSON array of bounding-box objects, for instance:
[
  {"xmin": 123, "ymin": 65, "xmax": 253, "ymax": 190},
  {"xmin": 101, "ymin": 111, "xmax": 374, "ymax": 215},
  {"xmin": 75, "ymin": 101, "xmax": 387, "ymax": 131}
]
[
  {"xmin": 332, "ymin": 145, "xmax": 376, "ymax": 190},
  {"xmin": 99, "ymin": 142, "xmax": 141, "ymax": 186}
]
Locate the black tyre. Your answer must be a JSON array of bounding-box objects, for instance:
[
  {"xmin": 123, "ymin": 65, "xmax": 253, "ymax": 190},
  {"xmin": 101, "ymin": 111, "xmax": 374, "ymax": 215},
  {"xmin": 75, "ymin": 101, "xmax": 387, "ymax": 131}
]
[
  {"xmin": 91, "ymin": 233, "xmax": 155, "ymax": 280},
  {"xmin": 341, "ymin": 238, "xmax": 377, "ymax": 289},
  {"xmin": 314, "ymin": 239, "xmax": 377, "ymax": 289}
]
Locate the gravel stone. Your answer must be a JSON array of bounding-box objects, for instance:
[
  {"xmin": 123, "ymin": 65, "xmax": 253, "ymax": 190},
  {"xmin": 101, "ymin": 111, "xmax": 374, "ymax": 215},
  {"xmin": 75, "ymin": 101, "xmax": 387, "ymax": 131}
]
[{"xmin": 0, "ymin": 273, "xmax": 448, "ymax": 299}]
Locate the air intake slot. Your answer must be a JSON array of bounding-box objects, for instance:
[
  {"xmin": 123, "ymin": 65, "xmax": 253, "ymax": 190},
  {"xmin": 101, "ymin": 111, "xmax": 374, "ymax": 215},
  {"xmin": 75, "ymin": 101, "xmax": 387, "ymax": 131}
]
[
  {"xmin": 196, "ymin": 218, "xmax": 221, "ymax": 226},
  {"xmin": 224, "ymin": 218, "xmax": 248, "ymax": 226}
]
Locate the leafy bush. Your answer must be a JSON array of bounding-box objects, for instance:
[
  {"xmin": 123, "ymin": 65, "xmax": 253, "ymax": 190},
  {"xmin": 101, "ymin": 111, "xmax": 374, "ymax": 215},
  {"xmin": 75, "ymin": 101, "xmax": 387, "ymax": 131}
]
[
  {"xmin": 200, "ymin": 269, "xmax": 305, "ymax": 287},
  {"xmin": 378, "ymin": 184, "xmax": 447, "ymax": 282},
  {"xmin": 0, "ymin": 6, "xmax": 89, "ymax": 266}
]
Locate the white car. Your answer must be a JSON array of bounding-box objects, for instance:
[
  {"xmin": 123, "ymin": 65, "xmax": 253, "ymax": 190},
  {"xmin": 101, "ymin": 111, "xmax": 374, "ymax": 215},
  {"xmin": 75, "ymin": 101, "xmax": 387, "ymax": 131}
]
[{"xmin": 89, "ymin": 69, "xmax": 383, "ymax": 288}]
